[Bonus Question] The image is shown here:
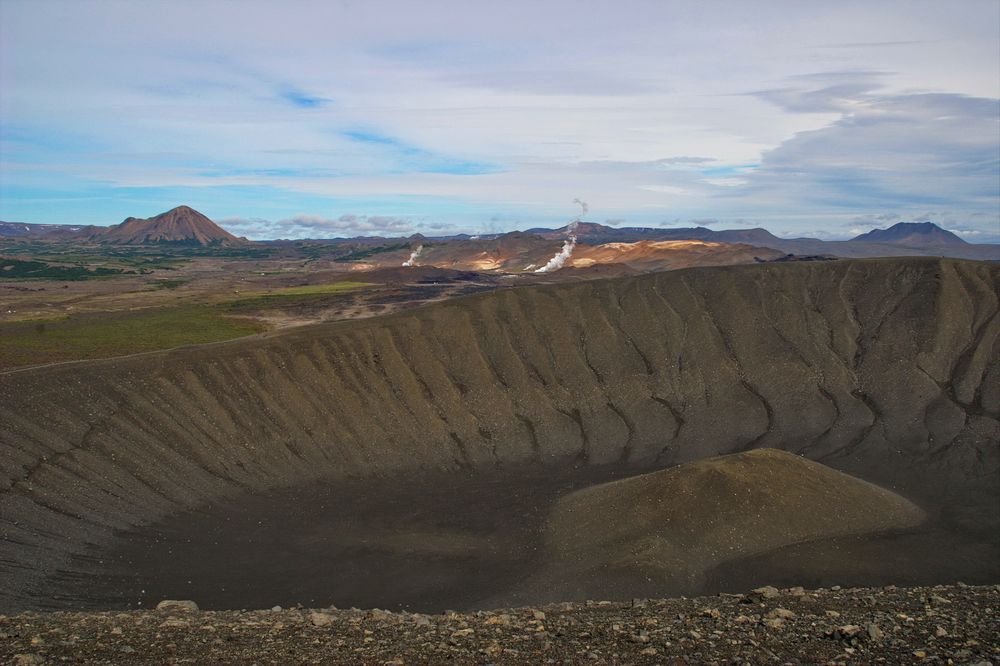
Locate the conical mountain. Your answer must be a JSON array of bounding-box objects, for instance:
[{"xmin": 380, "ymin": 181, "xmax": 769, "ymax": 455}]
[
  {"xmin": 94, "ymin": 205, "xmax": 246, "ymax": 245},
  {"xmin": 851, "ymin": 221, "xmax": 966, "ymax": 246}
]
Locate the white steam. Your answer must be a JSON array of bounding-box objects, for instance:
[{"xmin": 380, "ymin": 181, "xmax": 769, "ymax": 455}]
[
  {"xmin": 402, "ymin": 245, "xmax": 423, "ymax": 267},
  {"xmin": 535, "ymin": 198, "xmax": 587, "ymax": 273},
  {"xmin": 566, "ymin": 198, "xmax": 587, "ymax": 235},
  {"xmin": 534, "ymin": 237, "xmax": 576, "ymax": 273}
]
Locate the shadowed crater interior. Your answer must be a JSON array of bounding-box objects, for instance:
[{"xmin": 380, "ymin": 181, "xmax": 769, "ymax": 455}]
[{"xmin": 1, "ymin": 258, "xmax": 998, "ymax": 612}]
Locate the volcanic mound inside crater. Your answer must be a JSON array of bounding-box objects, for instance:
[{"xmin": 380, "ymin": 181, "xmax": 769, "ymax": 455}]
[
  {"xmin": 0, "ymin": 257, "xmax": 997, "ymax": 612},
  {"xmin": 515, "ymin": 448, "xmax": 926, "ymax": 604}
]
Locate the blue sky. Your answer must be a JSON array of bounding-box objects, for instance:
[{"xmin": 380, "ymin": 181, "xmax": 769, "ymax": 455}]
[{"xmin": 1, "ymin": 0, "xmax": 998, "ymax": 241}]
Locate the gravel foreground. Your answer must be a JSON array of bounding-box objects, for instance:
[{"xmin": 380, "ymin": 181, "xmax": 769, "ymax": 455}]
[{"xmin": 2, "ymin": 585, "xmax": 997, "ymax": 665}]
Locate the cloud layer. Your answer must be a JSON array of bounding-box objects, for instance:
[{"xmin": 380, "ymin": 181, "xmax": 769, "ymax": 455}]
[{"xmin": 1, "ymin": 0, "xmax": 997, "ymax": 240}]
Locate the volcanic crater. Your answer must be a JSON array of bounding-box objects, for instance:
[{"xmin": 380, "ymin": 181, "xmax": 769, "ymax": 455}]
[{"xmin": 1, "ymin": 257, "xmax": 997, "ymax": 613}]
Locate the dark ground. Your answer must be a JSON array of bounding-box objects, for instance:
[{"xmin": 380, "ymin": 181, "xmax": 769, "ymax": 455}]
[
  {"xmin": 44, "ymin": 464, "xmax": 999, "ymax": 615},
  {"xmin": 2, "ymin": 585, "xmax": 997, "ymax": 665},
  {"xmin": 51, "ymin": 466, "xmax": 633, "ymax": 613}
]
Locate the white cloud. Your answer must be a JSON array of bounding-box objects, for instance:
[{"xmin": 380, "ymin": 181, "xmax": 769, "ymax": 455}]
[
  {"xmin": 220, "ymin": 213, "xmax": 413, "ymax": 239},
  {"xmin": 0, "ymin": 0, "xmax": 997, "ymax": 239}
]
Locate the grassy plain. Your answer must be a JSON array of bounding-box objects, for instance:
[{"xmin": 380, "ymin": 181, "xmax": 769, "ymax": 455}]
[
  {"xmin": 0, "ymin": 305, "xmax": 266, "ymax": 369},
  {"xmin": 226, "ymin": 281, "xmax": 371, "ymax": 311},
  {"xmin": 0, "ymin": 241, "xmax": 495, "ymax": 369}
]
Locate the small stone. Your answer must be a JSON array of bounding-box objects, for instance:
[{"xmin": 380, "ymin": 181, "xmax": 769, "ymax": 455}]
[
  {"xmin": 270, "ymin": 606, "xmax": 282, "ymax": 612},
  {"xmin": 866, "ymin": 622, "xmax": 884, "ymax": 641},
  {"xmin": 451, "ymin": 628, "xmax": 474, "ymax": 638},
  {"xmin": 788, "ymin": 586, "xmax": 806, "ymax": 596},
  {"xmin": 913, "ymin": 650, "xmax": 926, "ymax": 659},
  {"xmin": 701, "ymin": 608, "xmax": 721, "ymax": 619},
  {"xmin": 762, "ymin": 618, "xmax": 785, "ymax": 629},
  {"xmin": 752, "ymin": 586, "xmax": 780, "ymax": 599},
  {"xmin": 310, "ymin": 612, "xmax": 334, "ymax": 627},
  {"xmin": 834, "ymin": 624, "xmax": 862, "ymax": 639},
  {"xmin": 109, "ymin": 626, "xmax": 123, "ymax": 635},
  {"xmin": 532, "ymin": 610, "xmax": 546, "ymax": 621},
  {"xmin": 12, "ymin": 656, "xmax": 44, "ymax": 666},
  {"xmin": 159, "ymin": 618, "xmax": 190, "ymax": 629},
  {"xmin": 689, "ymin": 629, "xmax": 702, "ymax": 640},
  {"xmin": 155, "ymin": 600, "xmax": 199, "ymax": 612},
  {"xmin": 934, "ymin": 626, "xmax": 947, "ymax": 637},
  {"xmin": 766, "ymin": 608, "xmax": 795, "ymax": 620},
  {"xmin": 825, "ymin": 610, "xmax": 841, "ymax": 618},
  {"xmin": 640, "ymin": 647, "xmax": 658, "ymax": 656}
]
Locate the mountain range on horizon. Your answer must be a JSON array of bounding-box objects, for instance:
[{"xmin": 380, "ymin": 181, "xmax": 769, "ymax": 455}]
[
  {"xmin": 0, "ymin": 205, "xmax": 996, "ymax": 261},
  {"xmin": 0, "ymin": 205, "xmax": 245, "ymax": 247}
]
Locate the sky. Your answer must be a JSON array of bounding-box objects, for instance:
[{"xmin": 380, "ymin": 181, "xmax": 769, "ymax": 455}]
[{"xmin": 1, "ymin": 0, "xmax": 998, "ymax": 241}]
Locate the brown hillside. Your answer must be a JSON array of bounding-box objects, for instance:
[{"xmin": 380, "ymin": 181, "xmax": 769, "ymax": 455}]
[
  {"xmin": 524, "ymin": 449, "xmax": 925, "ymax": 601},
  {"xmin": 93, "ymin": 205, "xmax": 245, "ymax": 245},
  {"xmin": 569, "ymin": 239, "xmax": 780, "ymax": 271}
]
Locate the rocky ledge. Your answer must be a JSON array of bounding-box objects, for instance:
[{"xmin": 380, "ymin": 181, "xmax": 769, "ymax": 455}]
[{"xmin": 2, "ymin": 585, "xmax": 997, "ymax": 665}]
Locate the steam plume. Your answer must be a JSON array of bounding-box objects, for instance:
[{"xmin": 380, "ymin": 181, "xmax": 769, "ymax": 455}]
[
  {"xmin": 534, "ymin": 237, "xmax": 576, "ymax": 273},
  {"xmin": 402, "ymin": 245, "xmax": 423, "ymax": 267},
  {"xmin": 568, "ymin": 198, "xmax": 588, "ymax": 234},
  {"xmin": 536, "ymin": 199, "xmax": 587, "ymax": 272}
]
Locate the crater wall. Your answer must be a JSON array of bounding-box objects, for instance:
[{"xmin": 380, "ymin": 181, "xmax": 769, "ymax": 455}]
[{"xmin": 1, "ymin": 258, "xmax": 997, "ymax": 610}]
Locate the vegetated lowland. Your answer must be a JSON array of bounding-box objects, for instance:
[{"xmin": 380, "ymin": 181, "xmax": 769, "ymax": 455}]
[
  {"xmin": 1, "ymin": 208, "xmax": 998, "ymax": 663},
  {"xmin": 2, "ymin": 206, "xmax": 998, "ymax": 370}
]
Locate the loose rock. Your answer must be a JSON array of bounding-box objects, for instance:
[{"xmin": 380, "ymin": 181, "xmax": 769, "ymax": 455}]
[
  {"xmin": 155, "ymin": 600, "xmax": 199, "ymax": 612},
  {"xmin": 0, "ymin": 584, "xmax": 995, "ymax": 664}
]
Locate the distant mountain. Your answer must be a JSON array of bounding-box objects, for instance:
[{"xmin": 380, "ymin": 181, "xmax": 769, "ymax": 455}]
[
  {"xmin": 0, "ymin": 221, "xmax": 97, "ymax": 239},
  {"xmin": 850, "ymin": 222, "xmax": 966, "ymax": 246},
  {"xmin": 522, "ymin": 221, "xmax": 785, "ymax": 247},
  {"xmin": 4, "ymin": 211, "xmax": 996, "ymax": 261},
  {"xmin": 526, "ymin": 222, "xmax": 673, "ymax": 243},
  {"xmin": 91, "ymin": 206, "xmax": 246, "ymax": 246},
  {"xmin": 516, "ymin": 220, "xmax": 998, "ymax": 260},
  {"xmin": 710, "ymin": 228, "xmax": 784, "ymax": 245}
]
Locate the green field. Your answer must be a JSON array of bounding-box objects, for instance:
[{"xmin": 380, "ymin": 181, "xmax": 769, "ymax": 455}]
[
  {"xmin": 0, "ymin": 241, "xmax": 280, "ymax": 277},
  {"xmin": 0, "ymin": 306, "xmax": 266, "ymax": 369},
  {"xmin": 226, "ymin": 281, "xmax": 370, "ymax": 311},
  {"xmin": 0, "ymin": 257, "xmax": 131, "ymax": 280},
  {"xmin": 0, "ymin": 280, "xmax": 372, "ymax": 369},
  {"xmin": 332, "ymin": 243, "xmax": 408, "ymax": 262}
]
